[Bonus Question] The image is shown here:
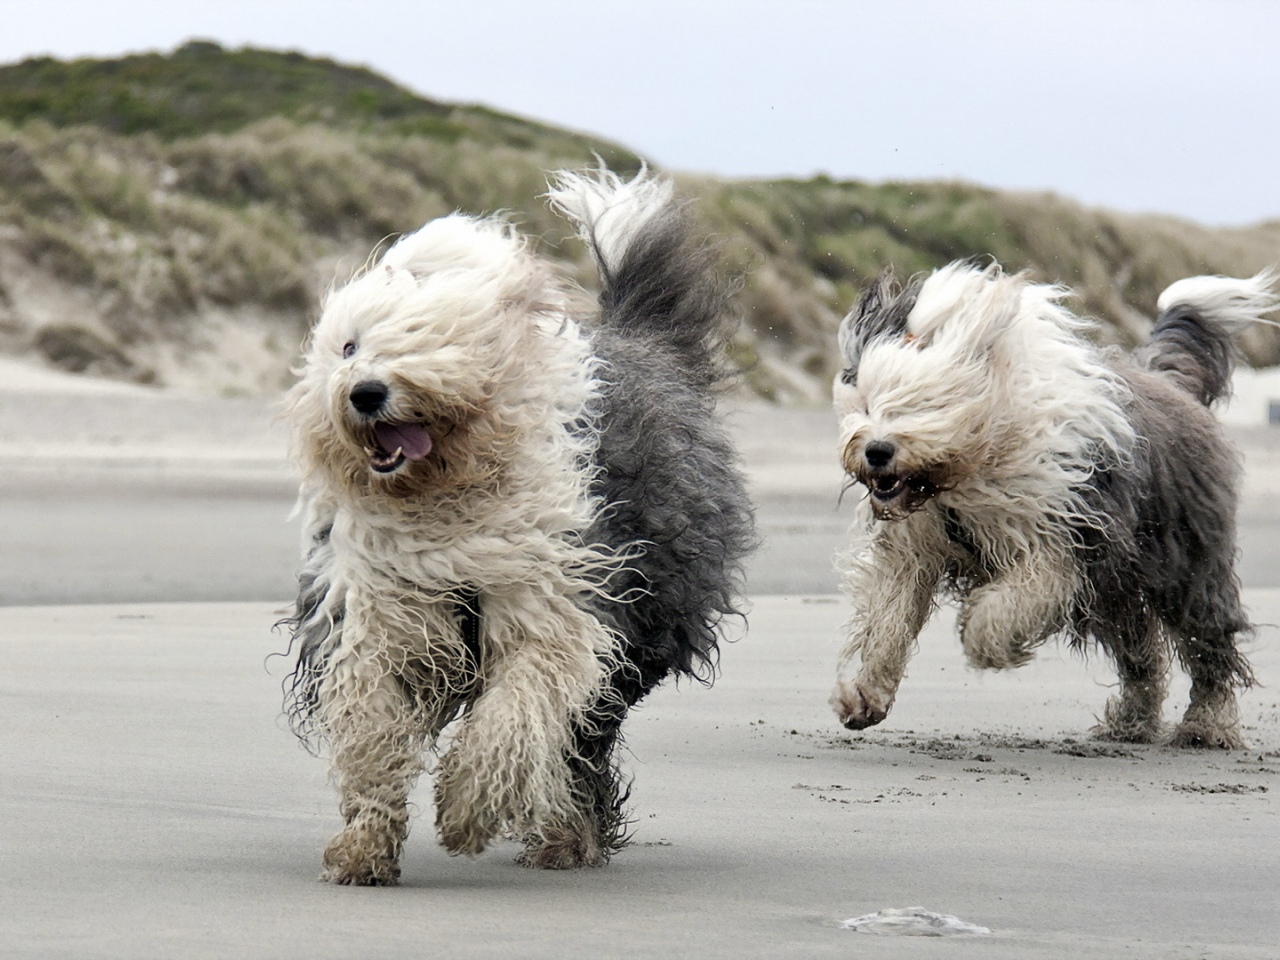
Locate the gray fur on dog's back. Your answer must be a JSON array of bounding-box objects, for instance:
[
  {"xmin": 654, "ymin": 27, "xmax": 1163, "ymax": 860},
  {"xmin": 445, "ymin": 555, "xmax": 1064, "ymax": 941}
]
[
  {"xmin": 1074, "ymin": 282, "xmax": 1266, "ymax": 692},
  {"xmin": 1073, "ymin": 365, "xmax": 1251, "ymax": 684},
  {"xmin": 530, "ymin": 168, "xmax": 757, "ymax": 863},
  {"xmin": 586, "ymin": 198, "xmax": 756, "ymax": 686}
]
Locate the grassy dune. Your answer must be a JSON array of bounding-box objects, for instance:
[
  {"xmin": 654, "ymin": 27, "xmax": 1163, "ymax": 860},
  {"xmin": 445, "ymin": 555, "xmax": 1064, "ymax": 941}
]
[{"xmin": 1, "ymin": 42, "xmax": 1277, "ymax": 400}]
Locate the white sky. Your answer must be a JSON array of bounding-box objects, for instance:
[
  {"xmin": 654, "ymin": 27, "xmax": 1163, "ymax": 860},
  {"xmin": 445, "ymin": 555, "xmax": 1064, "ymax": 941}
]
[{"xmin": 2, "ymin": 0, "xmax": 1278, "ymax": 226}]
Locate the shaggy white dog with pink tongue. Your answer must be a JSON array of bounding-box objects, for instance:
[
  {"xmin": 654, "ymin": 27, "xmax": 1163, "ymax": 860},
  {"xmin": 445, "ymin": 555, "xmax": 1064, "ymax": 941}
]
[{"xmin": 282, "ymin": 168, "xmax": 754, "ymax": 885}]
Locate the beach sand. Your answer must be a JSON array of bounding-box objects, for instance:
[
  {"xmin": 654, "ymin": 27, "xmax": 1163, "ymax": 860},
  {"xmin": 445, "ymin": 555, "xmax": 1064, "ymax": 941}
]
[{"xmin": 1, "ymin": 360, "xmax": 1277, "ymax": 958}]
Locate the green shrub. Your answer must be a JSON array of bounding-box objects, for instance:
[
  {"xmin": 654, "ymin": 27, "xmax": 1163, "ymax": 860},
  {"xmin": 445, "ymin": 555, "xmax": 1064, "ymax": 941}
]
[{"xmin": 3, "ymin": 44, "xmax": 1279, "ymax": 398}]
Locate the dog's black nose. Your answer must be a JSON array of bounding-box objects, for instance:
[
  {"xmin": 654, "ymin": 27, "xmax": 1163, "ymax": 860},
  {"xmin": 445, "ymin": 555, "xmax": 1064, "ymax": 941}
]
[
  {"xmin": 349, "ymin": 380, "xmax": 389, "ymax": 414},
  {"xmin": 864, "ymin": 441, "xmax": 896, "ymax": 468}
]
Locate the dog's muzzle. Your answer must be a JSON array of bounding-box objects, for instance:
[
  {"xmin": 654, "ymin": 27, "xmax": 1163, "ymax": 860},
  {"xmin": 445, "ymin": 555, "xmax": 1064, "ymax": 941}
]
[
  {"xmin": 850, "ymin": 440, "xmax": 941, "ymax": 521},
  {"xmin": 348, "ymin": 380, "xmax": 435, "ymax": 474}
]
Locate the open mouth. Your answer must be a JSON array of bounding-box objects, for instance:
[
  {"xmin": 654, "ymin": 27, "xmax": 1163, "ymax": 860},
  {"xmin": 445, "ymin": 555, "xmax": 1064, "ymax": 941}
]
[
  {"xmin": 860, "ymin": 470, "xmax": 940, "ymax": 519},
  {"xmin": 363, "ymin": 421, "xmax": 433, "ymax": 474},
  {"xmin": 871, "ymin": 474, "xmax": 907, "ymax": 500}
]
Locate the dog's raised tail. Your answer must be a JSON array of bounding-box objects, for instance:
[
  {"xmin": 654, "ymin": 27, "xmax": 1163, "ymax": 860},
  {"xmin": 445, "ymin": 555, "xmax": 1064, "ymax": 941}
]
[
  {"xmin": 548, "ymin": 167, "xmax": 731, "ymax": 385},
  {"xmin": 1142, "ymin": 270, "xmax": 1280, "ymax": 406}
]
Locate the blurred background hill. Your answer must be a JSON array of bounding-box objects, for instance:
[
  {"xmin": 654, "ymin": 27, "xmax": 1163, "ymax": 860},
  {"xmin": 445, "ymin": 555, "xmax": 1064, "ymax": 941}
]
[{"xmin": 2, "ymin": 40, "xmax": 1278, "ymax": 403}]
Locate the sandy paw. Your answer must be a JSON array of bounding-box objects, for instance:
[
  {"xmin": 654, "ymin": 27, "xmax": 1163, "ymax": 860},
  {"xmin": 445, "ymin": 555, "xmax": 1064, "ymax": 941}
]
[
  {"xmin": 1090, "ymin": 695, "xmax": 1164, "ymax": 744},
  {"xmin": 958, "ymin": 593, "xmax": 1045, "ymax": 671},
  {"xmin": 516, "ymin": 831, "xmax": 606, "ymax": 870},
  {"xmin": 960, "ymin": 623, "xmax": 1037, "ymax": 671},
  {"xmin": 830, "ymin": 678, "xmax": 892, "ymax": 730},
  {"xmin": 1168, "ymin": 721, "xmax": 1246, "ymax": 750},
  {"xmin": 436, "ymin": 806, "xmax": 498, "ymax": 858},
  {"xmin": 321, "ymin": 838, "xmax": 401, "ymax": 886}
]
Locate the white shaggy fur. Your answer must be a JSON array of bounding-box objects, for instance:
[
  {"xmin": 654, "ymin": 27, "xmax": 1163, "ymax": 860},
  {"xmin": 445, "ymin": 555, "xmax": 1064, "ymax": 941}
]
[
  {"xmin": 831, "ymin": 262, "xmax": 1269, "ymax": 746},
  {"xmin": 1157, "ymin": 270, "xmax": 1280, "ymax": 324},
  {"xmin": 283, "ymin": 165, "xmax": 755, "ymax": 884},
  {"xmin": 286, "ymin": 211, "xmax": 624, "ymax": 884},
  {"xmin": 547, "ymin": 165, "xmax": 674, "ymax": 270},
  {"xmin": 833, "ymin": 266, "xmax": 1134, "ymax": 718}
]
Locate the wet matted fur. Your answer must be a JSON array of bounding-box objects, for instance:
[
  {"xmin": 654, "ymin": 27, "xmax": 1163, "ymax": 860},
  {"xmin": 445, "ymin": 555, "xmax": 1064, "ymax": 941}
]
[
  {"xmin": 830, "ymin": 262, "xmax": 1276, "ymax": 749},
  {"xmin": 283, "ymin": 168, "xmax": 754, "ymax": 884}
]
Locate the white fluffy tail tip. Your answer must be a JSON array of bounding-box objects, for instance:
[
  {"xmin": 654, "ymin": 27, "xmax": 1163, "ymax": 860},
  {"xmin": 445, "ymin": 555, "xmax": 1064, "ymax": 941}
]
[
  {"xmin": 547, "ymin": 165, "xmax": 674, "ymax": 269},
  {"xmin": 1157, "ymin": 269, "xmax": 1280, "ymax": 326}
]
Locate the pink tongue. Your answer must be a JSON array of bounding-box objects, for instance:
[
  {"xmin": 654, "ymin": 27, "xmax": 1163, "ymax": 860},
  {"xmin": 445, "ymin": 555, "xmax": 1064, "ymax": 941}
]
[{"xmin": 374, "ymin": 422, "xmax": 433, "ymax": 460}]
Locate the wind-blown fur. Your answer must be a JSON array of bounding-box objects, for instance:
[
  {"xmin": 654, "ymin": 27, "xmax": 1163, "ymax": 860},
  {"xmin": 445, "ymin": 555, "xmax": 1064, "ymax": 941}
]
[
  {"xmin": 831, "ymin": 262, "xmax": 1276, "ymax": 749},
  {"xmin": 283, "ymin": 167, "xmax": 754, "ymax": 885}
]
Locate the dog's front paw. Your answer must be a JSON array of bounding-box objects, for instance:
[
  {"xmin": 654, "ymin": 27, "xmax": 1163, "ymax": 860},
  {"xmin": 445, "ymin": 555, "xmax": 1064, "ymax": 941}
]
[
  {"xmin": 960, "ymin": 616, "xmax": 1038, "ymax": 670},
  {"xmin": 321, "ymin": 827, "xmax": 401, "ymax": 886},
  {"xmin": 830, "ymin": 679, "xmax": 893, "ymax": 730},
  {"xmin": 437, "ymin": 822, "xmax": 494, "ymax": 858},
  {"xmin": 517, "ymin": 830, "xmax": 607, "ymax": 870},
  {"xmin": 435, "ymin": 798, "xmax": 499, "ymax": 858},
  {"xmin": 959, "ymin": 588, "xmax": 1053, "ymax": 670}
]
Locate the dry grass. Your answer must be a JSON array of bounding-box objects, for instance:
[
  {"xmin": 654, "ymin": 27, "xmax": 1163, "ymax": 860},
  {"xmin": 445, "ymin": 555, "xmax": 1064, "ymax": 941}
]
[
  {"xmin": 2, "ymin": 118, "xmax": 1279, "ymax": 400},
  {"xmin": 686, "ymin": 176, "xmax": 1280, "ymax": 401}
]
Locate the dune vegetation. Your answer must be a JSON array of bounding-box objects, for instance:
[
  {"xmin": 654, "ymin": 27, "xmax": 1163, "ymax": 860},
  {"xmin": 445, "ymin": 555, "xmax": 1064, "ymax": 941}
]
[{"xmin": 2, "ymin": 41, "xmax": 1278, "ymax": 401}]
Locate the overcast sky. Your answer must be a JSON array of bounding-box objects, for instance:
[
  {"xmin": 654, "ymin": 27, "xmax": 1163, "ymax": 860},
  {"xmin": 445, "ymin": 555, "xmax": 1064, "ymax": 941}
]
[{"xmin": 2, "ymin": 0, "xmax": 1277, "ymax": 226}]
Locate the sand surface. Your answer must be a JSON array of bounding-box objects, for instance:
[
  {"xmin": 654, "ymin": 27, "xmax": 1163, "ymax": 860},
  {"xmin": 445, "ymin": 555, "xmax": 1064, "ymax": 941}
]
[
  {"xmin": 2, "ymin": 598, "xmax": 1277, "ymax": 959},
  {"xmin": 2, "ymin": 360, "xmax": 1279, "ymax": 958}
]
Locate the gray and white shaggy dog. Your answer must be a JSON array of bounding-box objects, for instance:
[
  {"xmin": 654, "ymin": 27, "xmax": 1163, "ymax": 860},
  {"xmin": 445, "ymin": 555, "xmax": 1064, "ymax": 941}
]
[
  {"xmin": 830, "ymin": 261, "xmax": 1277, "ymax": 749},
  {"xmin": 283, "ymin": 168, "xmax": 754, "ymax": 885}
]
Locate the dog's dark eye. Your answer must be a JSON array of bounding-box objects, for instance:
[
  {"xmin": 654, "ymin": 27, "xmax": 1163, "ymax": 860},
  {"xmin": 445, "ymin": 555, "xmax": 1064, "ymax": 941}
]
[{"xmin": 342, "ymin": 341, "xmax": 357, "ymax": 359}]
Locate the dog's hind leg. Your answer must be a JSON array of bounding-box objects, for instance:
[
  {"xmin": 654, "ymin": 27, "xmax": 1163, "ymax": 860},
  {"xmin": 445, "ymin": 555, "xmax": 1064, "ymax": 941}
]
[
  {"xmin": 1161, "ymin": 561, "xmax": 1253, "ymax": 748},
  {"xmin": 832, "ymin": 518, "xmax": 945, "ymax": 729},
  {"xmin": 317, "ymin": 648, "xmax": 427, "ymax": 886},
  {"xmin": 1168, "ymin": 626, "xmax": 1251, "ymax": 749},
  {"xmin": 1093, "ymin": 620, "xmax": 1169, "ymax": 743}
]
